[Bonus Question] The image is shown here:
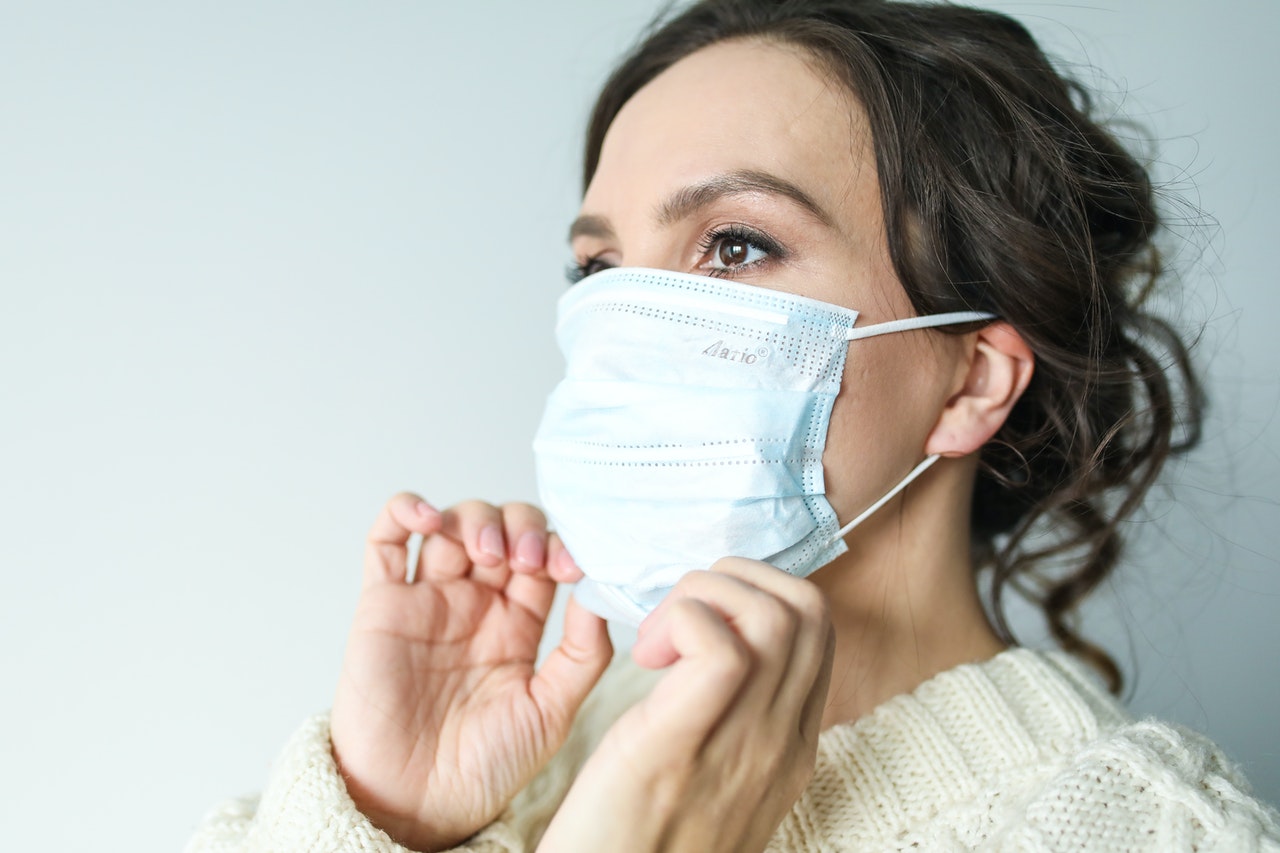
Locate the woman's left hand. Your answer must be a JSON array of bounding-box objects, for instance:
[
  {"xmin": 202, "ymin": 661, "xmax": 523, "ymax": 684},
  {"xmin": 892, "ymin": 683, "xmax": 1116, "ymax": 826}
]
[{"xmin": 536, "ymin": 557, "xmax": 835, "ymax": 853}]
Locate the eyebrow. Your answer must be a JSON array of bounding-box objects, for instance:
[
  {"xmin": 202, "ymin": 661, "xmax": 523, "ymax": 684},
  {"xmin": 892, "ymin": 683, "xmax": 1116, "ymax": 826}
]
[
  {"xmin": 567, "ymin": 168, "xmax": 833, "ymax": 243},
  {"xmin": 657, "ymin": 169, "xmax": 833, "ymax": 228},
  {"xmin": 567, "ymin": 213, "xmax": 615, "ymax": 242}
]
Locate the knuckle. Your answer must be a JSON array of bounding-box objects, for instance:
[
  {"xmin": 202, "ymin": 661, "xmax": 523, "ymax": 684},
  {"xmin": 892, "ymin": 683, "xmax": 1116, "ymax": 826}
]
[
  {"xmin": 673, "ymin": 569, "xmax": 714, "ymax": 592},
  {"xmin": 503, "ymin": 500, "xmax": 547, "ymax": 526},
  {"xmin": 668, "ymin": 595, "xmax": 706, "ymax": 621},
  {"xmin": 387, "ymin": 490, "xmax": 417, "ymax": 509},
  {"xmin": 708, "ymin": 555, "xmax": 745, "ymax": 574},
  {"xmin": 716, "ymin": 638, "xmax": 752, "ymax": 680},
  {"xmin": 792, "ymin": 581, "xmax": 830, "ymax": 625},
  {"xmin": 673, "ymin": 599, "xmax": 752, "ymax": 672},
  {"xmin": 752, "ymin": 596, "xmax": 797, "ymax": 642},
  {"xmin": 454, "ymin": 498, "xmax": 498, "ymax": 520}
]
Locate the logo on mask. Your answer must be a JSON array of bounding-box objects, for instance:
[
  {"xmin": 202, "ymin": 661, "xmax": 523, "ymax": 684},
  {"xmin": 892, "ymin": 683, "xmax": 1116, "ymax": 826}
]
[{"xmin": 701, "ymin": 340, "xmax": 769, "ymax": 365}]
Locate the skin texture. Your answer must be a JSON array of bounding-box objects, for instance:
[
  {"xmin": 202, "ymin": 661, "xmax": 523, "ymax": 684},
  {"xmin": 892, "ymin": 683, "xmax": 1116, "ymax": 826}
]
[
  {"xmin": 331, "ymin": 37, "xmax": 1035, "ymax": 853},
  {"xmin": 544, "ymin": 39, "xmax": 1033, "ymax": 850},
  {"xmin": 564, "ymin": 38, "xmax": 1032, "ymax": 733}
]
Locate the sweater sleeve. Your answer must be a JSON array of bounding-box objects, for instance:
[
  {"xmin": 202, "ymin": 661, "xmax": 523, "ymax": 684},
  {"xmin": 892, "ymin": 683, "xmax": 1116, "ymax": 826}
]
[
  {"xmin": 183, "ymin": 714, "xmax": 520, "ymax": 853},
  {"xmin": 184, "ymin": 658, "xmax": 658, "ymax": 853},
  {"xmin": 992, "ymin": 719, "xmax": 1280, "ymax": 852}
]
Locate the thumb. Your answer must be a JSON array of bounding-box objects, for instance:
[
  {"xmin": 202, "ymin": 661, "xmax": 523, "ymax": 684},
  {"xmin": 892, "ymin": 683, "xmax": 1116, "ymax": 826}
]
[{"xmin": 529, "ymin": 596, "xmax": 613, "ymax": 735}]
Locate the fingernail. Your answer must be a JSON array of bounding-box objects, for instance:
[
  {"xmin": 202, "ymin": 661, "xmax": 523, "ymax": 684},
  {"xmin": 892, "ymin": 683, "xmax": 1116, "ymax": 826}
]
[
  {"xmin": 557, "ymin": 547, "xmax": 578, "ymax": 574},
  {"xmin": 479, "ymin": 525, "xmax": 505, "ymax": 560},
  {"xmin": 415, "ymin": 500, "xmax": 439, "ymax": 518},
  {"xmin": 515, "ymin": 531, "xmax": 545, "ymax": 569}
]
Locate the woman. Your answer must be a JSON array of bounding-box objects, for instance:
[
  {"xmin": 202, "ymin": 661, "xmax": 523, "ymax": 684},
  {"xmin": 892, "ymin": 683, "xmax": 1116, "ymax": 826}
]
[{"xmin": 188, "ymin": 1, "xmax": 1280, "ymax": 850}]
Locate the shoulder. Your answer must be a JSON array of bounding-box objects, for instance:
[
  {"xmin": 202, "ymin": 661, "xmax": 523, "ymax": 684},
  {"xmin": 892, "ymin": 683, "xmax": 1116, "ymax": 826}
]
[{"xmin": 989, "ymin": 704, "xmax": 1280, "ymax": 851}]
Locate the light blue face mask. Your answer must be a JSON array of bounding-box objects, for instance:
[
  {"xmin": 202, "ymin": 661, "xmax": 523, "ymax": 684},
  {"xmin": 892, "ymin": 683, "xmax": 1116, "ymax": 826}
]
[{"xmin": 533, "ymin": 267, "xmax": 994, "ymax": 626}]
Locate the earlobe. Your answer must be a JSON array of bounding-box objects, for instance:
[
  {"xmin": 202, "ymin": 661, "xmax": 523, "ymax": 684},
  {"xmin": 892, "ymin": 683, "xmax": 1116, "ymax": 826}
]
[{"xmin": 924, "ymin": 322, "xmax": 1034, "ymax": 458}]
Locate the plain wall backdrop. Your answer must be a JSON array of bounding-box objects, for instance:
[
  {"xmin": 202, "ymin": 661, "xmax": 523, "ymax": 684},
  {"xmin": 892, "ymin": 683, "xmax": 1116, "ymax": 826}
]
[{"xmin": 1, "ymin": 1, "xmax": 1276, "ymax": 849}]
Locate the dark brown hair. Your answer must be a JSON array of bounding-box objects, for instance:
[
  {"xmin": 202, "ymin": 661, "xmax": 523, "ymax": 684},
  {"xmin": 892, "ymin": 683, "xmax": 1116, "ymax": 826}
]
[{"xmin": 582, "ymin": 0, "xmax": 1203, "ymax": 692}]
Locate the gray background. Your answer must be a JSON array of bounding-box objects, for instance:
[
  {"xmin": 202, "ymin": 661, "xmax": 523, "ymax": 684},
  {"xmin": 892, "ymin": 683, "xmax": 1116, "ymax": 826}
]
[{"xmin": 1, "ymin": 1, "xmax": 1275, "ymax": 849}]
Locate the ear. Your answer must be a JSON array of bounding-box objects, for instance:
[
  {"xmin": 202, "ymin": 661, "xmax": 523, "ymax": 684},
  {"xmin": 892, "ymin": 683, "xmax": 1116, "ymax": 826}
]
[{"xmin": 924, "ymin": 322, "xmax": 1034, "ymax": 458}]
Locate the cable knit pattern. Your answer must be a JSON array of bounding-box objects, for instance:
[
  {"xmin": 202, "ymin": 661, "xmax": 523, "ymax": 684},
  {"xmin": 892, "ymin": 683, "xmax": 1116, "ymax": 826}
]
[{"xmin": 186, "ymin": 649, "xmax": 1280, "ymax": 851}]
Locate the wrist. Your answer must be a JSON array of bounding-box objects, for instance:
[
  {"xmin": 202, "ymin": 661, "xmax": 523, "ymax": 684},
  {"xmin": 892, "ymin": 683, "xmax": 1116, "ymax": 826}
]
[
  {"xmin": 539, "ymin": 755, "xmax": 672, "ymax": 853},
  {"xmin": 332, "ymin": 746, "xmax": 458, "ymax": 853},
  {"xmin": 357, "ymin": 804, "xmax": 455, "ymax": 853}
]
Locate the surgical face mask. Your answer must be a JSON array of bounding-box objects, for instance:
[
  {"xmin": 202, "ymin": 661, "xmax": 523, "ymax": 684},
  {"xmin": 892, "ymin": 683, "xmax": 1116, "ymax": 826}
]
[{"xmin": 533, "ymin": 267, "xmax": 993, "ymax": 626}]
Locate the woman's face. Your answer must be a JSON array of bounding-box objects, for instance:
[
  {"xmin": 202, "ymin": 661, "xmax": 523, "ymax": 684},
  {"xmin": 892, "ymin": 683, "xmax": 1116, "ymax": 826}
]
[{"xmin": 572, "ymin": 39, "xmax": 968, "ymax": 527}]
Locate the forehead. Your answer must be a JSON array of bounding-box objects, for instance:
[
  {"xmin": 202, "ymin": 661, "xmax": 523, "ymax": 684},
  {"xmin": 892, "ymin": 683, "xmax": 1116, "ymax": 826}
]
[{"xmin": 585, "ymin": 38, "xmax": 878, "ymax": 232}]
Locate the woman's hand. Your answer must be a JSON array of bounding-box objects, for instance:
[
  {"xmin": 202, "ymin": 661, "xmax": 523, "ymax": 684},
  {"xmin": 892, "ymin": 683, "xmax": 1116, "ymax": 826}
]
[
  {"xmin": 330, "ymin": 493, "xmax": 612, "ymax": 852},
  {"xmin": 537, "ymin": 558, "xmax": 835, "ymax": 853}
]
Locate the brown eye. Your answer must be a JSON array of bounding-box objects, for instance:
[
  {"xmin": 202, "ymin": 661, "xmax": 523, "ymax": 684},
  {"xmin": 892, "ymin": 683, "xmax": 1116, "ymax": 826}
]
[
  {"xmin": 702, "ymin": 229, "xmax": 773, "ymax": 273},
  {"xmin": 717, "ymin": 239, "xmax": 750, "ymax": 267}
]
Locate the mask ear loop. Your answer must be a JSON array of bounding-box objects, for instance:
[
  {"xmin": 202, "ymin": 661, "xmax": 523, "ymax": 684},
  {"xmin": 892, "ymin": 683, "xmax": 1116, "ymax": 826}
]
[
  {"xmin": 844, "ymin": 310, "xmax": 996, "ymax": 341},
  {"xmin": 826, "ymin": 308, "xmax": 995, "ymax": 543},
  {"xmin": 828, "ymin": 454, "xmax": 940, "ymax": 543}
]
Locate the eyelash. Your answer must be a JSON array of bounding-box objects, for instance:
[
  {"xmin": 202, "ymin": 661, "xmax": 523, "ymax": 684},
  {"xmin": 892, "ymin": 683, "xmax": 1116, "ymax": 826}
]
[
  {"xmin": 565, "ymin": 257, "xmax": 610, "ymax": 286},
  {"xmin": 696, "ymin": 224, "xmax": 785, "ymax": 278},
  {"xmin": 566, "ymin": 223, "xmax": 787, "ymax": 285}
]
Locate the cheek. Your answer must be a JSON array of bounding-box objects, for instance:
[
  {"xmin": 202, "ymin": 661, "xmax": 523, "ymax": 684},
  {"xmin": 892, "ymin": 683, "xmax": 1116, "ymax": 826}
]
[{"xmin": 820, "ymin": 339, "xmax": 948, "ymax": 519}]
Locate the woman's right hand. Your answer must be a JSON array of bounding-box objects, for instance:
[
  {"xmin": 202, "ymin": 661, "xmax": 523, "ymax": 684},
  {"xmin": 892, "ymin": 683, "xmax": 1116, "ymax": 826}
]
[{"xmin": 330, "ymin": 493, "xmax": 612, "ymax": 852}]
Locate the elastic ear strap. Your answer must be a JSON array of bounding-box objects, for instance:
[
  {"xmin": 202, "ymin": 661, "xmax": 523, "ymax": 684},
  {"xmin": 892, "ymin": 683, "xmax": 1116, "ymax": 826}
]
[
  {"xmin": 846, "ymin": 310, "xmax": 995, "ymax": 341},
  {"xmin": 831, "ymin": 454, "xmax": 941, "ymax": 542}
]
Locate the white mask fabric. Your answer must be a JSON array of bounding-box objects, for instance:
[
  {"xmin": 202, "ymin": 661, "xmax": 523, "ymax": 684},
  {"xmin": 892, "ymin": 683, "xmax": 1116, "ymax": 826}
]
[{"xmin": 532, "ymin": 266, "xmax": 994, "ymax": 625}]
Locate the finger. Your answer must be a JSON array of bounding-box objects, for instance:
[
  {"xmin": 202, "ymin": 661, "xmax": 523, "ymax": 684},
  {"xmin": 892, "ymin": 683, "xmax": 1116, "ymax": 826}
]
[
  {"xmin": 705, "ymin": 556, "xmax": 809, "ymax": 608},
  {"xmin": 634, "ymin": 570, "xmax": 797, "ymax": 683},
  {"xmin": 705, "ymin": 558, "xmax": 831, "ymax": 716},
  {"xmin": 501, "ymin": 502, "xmax": 548, "ymax": 575},
  {"xmin": 529, "ymin": 595, "xmax": 613, "ymax": 736},
  {"xmin": 633, "ymin": 570, "xmax": 799, "ymax": 729},
  {"xmin": 632, "ymin": 597, "xmax": 751, "ymax": 742},
  {"xmin": 418, "ymin": 529, "xmax": 471, "ymax": 582},
  {"xmin": 362, "ymin": 493, "xmax": 443, "ymax": 589},
  {"xmin": 439, "ymin": 500, "xmax": 509, "ymax": 588},
  {"xmin": 546, "ymin": 533, "xmax": 584, "ymax": 583},
  {"xmin": 502, "ymin": 568, "xmax": 558, "ymax": 623}
]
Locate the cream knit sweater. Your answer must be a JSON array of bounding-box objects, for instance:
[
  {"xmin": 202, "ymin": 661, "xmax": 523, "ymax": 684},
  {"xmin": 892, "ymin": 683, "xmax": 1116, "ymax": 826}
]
[{"xmin": 187, "ymin": 648, "xmax": 1280, "ymax": 852}]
